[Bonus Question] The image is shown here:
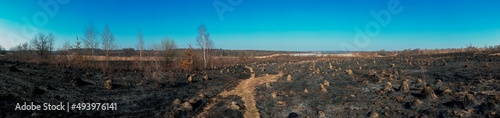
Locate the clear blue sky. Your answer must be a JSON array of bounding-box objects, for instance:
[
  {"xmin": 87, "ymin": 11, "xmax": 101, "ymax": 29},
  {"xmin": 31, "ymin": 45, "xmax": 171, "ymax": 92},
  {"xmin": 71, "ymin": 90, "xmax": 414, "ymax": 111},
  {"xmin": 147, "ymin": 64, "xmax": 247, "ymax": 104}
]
[{"xmin": 1, "ymin": 0, "xmax": 499, "ymax": 51}]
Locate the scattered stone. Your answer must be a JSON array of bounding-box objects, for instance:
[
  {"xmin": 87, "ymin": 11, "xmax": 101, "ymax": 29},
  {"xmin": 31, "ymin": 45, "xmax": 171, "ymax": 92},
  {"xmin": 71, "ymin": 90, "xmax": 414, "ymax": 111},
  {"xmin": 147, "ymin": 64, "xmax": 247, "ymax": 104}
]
[
  {"xmin": 368, "ymin": 69, "xmax": 377, "ymax": 76},
  {"xmin": 346, "ymin": 69, "xmax": 353, "ymax": 75},
  {"xmin": 417, "ymin": 79, "xmax": 424, "ymax": 84},
  {"xmin": 323, "ymin": 80, "xmax": 330, "ymax": 86},
  {"xmin": 304, "ymin": 88, "xmax": 309, "ymax": 93},
  {"xmin": 105, "ymin": 79, "xmax": 113, "ymax": 90},
  {"xmin": 271, "ymin": 92, "xmax": 278, "ymax": 98},
  {"xmin": 172, "ymin": 99, "xmax": 182, "ymax": 105},
  {"xmin": 421, "ymin": 86, "xmax": 437, "ymax": 99},
  {"xmin": 413, "ymin": 99, "xmax": 423, "ymax": 106},
  {"xmin": 464, "ymin": 94, "xmax": 477, "ymax": 108},
  {"xmin": 287, "ymin": 75, "xmax": 292, "ymax": 81},
  {"xmin": 188, "ymin": 98, "xmax": 197, "ymax": 104},
  {"xmin": 384, "ymin": 82, "xmax": 393, "ymax": 92},
  {"xmin": 230, "ymin": 101, "xmax": 240, "ymax": 110},
  {"xmin": 318, "ymin": 111, "xmax": 326, "ymax": 118},
  {"xmin": 187, "ymin": 75, "xmax": 193, "ymax": 83},
  {"xmin": 181, "ymin": 102, "xmax": 192, "ymax": 111},
  {"xmin": 277, "ymin": 101, "xmax": 286, "ymax": 106},
  {"xmin": 442, "ymin": 88, "xmax": 452, "ymax": 94},
  {"xmin": 320, "ymin": 84, "xmax": 328, "ymax": 93},
  {"xmin": 369, "ymin": 111, "xmax": 379, "ymax": 118},
  {"xmin": 400, "ymin": 79, "xmax": 410, "ymax": 93},
  {"xmin": 203, "ymin": 74, "xmax": 209, "ymax": 81}
]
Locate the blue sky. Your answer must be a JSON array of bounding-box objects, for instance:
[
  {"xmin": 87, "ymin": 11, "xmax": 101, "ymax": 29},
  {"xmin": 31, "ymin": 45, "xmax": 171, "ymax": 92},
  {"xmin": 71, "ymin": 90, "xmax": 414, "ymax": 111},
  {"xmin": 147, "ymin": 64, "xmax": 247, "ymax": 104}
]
[{"xmin": 1, "ymin": 0, "xmax": 499, "ymax": 51}]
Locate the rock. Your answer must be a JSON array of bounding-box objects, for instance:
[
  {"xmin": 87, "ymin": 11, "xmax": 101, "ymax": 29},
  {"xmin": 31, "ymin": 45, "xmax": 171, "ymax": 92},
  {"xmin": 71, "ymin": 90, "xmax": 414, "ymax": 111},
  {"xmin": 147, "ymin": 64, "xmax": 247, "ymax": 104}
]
[
  {"xmin": 318, "ymin": 111, "xmax": 326, "ymax": 118},
  {"xmin": 187, "ymin": 75, "xmax": 193, "ymax": 83},
  {"xmin": 421, "ymin": 86, "xmax": 437, "ymax": 99},
  {"xmin": 271, "ymin": 92, "xmax": 278, "ymax": 98},
  {"xmin": 413, "ymin": 99, "xmax": 423, "ymax": 106},
  {"xmin": 230, "ymin": 101, "xmax": 240, "ymax": 110},
  {"xmin": 203, "ymin": 74, "xmax": 209, "ymax": 81},
  {"xmin": 384, "ymin": 82, "xmax": 393, "ymax": 92},
  {"xmin": 181, "ymin": 102, "xmax": 192, "ymax": 111},
  {"xmin": 369, "ymin": 111, "xmax": 379, "ymax": 118},
  {"xmin": 304, "ymin": 88, "xmax": 309, "ymax": 93},
  {"xmin": 417, "ymin": 79, "xmax": 425, "ymax": 84},
  {"xmin": 172, "ymin": 99, "xmax": 182, "ymax": 105},
  {"xmin": 287, "ymin": 75, "xmax": 292, "ymax": 81},
  {"xmin": 368, "ymin": 69, "xmax": 377, "ymax": 76},
  {"xmin": 464, "ymin": 94, "xmax": 476, "ymax": 108},
  {"xmin": 346, "ymin": 69, "xmax": 353, "ymax": 75},
  {"xmin": 323, "ymin": 80, "xmax": 330, "ymax": 86},
  {"xmin": 105, "ymin": 79, "xmax": 113, "ymax": 90},
  {"xmin": 442, "ymin": 88, "xmax": 452, "ymax": 94},
  {"xmin": 320, "ymin": 84, "xmax": 328, "ymax": 93},
  {"xmin": 277, "ymin": 101, "xmax": 286, "ymax": 106},
  {"xmin": 400, "ymin": 79, "xmax": 410, "ymax": 93}
]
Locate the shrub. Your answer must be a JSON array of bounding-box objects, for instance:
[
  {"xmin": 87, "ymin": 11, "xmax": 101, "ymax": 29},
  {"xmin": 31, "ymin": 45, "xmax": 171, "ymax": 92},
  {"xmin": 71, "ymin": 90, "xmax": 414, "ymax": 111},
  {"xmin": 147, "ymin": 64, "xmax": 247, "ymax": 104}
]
[{"xmin": 160, "ymin": 37, "xmax": 178, "ymax": 69}]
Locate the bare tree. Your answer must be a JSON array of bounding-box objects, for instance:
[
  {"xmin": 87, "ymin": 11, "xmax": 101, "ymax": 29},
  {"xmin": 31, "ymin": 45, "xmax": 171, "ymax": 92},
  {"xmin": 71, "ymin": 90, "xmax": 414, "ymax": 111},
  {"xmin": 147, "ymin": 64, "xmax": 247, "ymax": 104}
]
[
  {"xmin": 31, "ymin": 32, "xmax": 55, "ymax": 58},
  {"xmin": 100, "ymin": 24, "xmax": 116, "ymax": 72},
  {"xmin": 160, "ymin": 37, "xmax": 178, "ymax": 68},
  {"xmin": 196, "ymin": 24, "xmax": 214, "ymax": 68},
  {"xmin": 101, "ymin": 25, "xmax": 115, "ymax": 61},
  {"xmin": 137, "ymin": 30, "xmax": 144, "ymax": 62},
  {"xmin": 83, "ymin": 21, "xmax": 99, "ymax": 56}
]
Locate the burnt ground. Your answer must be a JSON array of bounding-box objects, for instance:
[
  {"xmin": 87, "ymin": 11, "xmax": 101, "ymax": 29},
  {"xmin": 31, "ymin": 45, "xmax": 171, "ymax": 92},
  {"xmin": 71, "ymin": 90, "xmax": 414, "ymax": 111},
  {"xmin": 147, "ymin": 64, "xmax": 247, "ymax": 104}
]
[
  {"xmin": 254, "ymin": 51, "xmax": 500, "ymax": 117},
  {"xmin": 0, "ymin": 61, "xmax": 250, "ymax": 117},
  {"xmin": 1, "ymin": 51, "xmax": 500, "ymax": 117}
]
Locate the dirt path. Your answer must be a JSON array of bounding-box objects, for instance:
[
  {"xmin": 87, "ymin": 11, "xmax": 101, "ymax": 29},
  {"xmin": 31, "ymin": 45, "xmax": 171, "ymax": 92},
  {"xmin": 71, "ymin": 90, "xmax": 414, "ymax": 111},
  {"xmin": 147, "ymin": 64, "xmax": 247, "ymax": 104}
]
[{"xmin": 197, "ymin": 66, "xmax": 283, "ymax": 118}]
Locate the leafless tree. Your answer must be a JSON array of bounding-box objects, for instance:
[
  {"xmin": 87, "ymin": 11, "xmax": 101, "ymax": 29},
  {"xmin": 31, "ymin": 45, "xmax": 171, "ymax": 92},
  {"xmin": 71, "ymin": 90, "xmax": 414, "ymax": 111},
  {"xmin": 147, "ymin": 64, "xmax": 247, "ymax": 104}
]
[
  {"xmin": 101, "ymin": 25, "xmax": 116, "ymax": 61},
  {"xmin": 137, "ymin": 30, "xmax": 144, "ymax": 62},
  {"xmin": 196, "ymin": 24, "xmax": 214, "ymax": 68},
  {"xmin": 83, "ymin": 21, "xmax": 99, "ymax": 56},
  {"xmin": 160, "ymin": 37, "xmax": 178, "ymax": 68},
  {"xmin": 100, "ymin": 24, "xmax": 116, "ymax": 72},
  {"xmin": 31, "ymin": 32, "xmax": 55, "ymax": 58}
]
